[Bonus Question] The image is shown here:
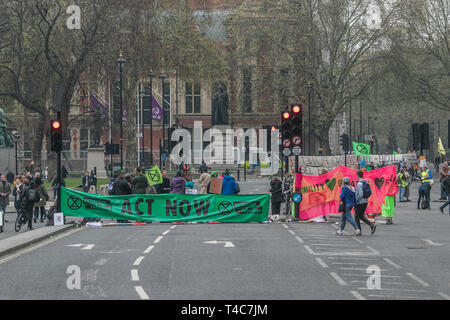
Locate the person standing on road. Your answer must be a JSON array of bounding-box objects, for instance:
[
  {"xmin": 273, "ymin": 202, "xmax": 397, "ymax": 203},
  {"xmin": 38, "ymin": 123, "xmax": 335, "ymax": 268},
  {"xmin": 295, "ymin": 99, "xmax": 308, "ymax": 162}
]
[
  {"xmin": 269, "ymin": 175, "xmax": 284, "ymax": 222},
  {"xmin": 440, "ymin": 162, "xmax": 449, "ymax": 200},
  {"xmin": 170, "ymin": 170, "xmax": 186, "ymax": 194},
  {"xmin": 336, "ymin": 177, "xmax": 361, "ymax": 236},
  {"xmin": 12, "ymin": 177, "xmax": 23, "ymax": 214},
  {"xmin": 355, "ymin": 170, "xmax": 376, "ymax": 235},
  {"xmin": 221, "ymin": 169, "xmax": 238, "ymax": 195},
  {"xmin": 418, "ymin": 166, "xmax": 432, "ymax": 209},
  {"xmin": 131, "ymin": 167, "xmax": 148, "ymax": 194},
  {"xmin": 112, "ymin": 170, "xmax": 132, "ymax": 223},
  {"xmin": 403, "ymin": 166, "xmax": 411, "ymax": 202},
  {"xmin": 156, "ymin": 170, "xmax": 171, "ymax": 194},
  {"xmin": 397, "ymin": 166, "xmax": 409, "ymax": 202},
  {"xmin": 199, "ymin": 167, "xmax": 211, "ymax": 194},
  {"xmin": 439, "ymin": 174, "xmax": 450, "ymax": 214},
  {"xmin": 0, "ymin": 174, "xmax": 12, "ymax": 227},
  {"xmin": 33, "ymin": 177, "xmax": 49, "ymax": 223}
]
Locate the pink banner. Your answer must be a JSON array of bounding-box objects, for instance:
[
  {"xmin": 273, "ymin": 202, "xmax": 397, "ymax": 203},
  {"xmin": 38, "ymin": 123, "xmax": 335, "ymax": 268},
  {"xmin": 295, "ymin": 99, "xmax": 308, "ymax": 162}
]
[{"xmin": 294, "ymin": 165, "xmax": 398, "ymax": 219}]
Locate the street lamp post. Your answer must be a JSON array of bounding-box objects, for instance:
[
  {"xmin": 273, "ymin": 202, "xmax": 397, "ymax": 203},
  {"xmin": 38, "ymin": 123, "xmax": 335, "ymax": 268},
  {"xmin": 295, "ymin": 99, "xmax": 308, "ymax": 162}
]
[
  {"xmin": 148, "ymin": 70, "xmax": 155, "ymax": 167},
  {"xmin": 306, "ymin": 83, "xmax": 313, "ymax": 155},
  {"xmin": 116, "ymin": 52, "xmax": 126, "ymax": 170},
  {"xmin": 159, "ymin": 72, "xmax": 168, "ymax": 169}
]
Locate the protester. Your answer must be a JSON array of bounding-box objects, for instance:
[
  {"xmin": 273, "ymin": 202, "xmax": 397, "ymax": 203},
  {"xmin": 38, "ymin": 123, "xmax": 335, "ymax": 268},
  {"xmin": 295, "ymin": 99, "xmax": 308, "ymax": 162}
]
[
  {"xmin": 156, "ymin": 170, "xmax": 171, "ymax": 194},
  {"xmin": 0, "ymin": 174, "xmax": 11, "ymax": 226},
  {"xmin": 12, "ymin": 177, "xmax": 23, "ymax": 214},
  {"xmin": 89, "ymin": 170, "xmax": 97, "ymax": 193},
  {"xmin": 269, "ymin": 175, "xmax": 284, "ymax": 222},
  {"xmin": 221, "ymin": 169, "xmax": 239, "ymax": 195},
  {"xmin": 440, "ymin": 162, "xmax": 449, "ymax": 200},
  {"xmin": 82, "ymin": 171, "xmax": 90, "ymax": 193},
  {"xmin": 20, "ymin": 176, "xmax": 40, "ymax": 231},
  {"xmin": 33, "ymin": 177, "xmax": 49, "ymax": 223},
  {"xmin": 397, "ymin": 166, "xmax": 409, "ymax": 202},
  {"xmin": 355, "ymin": 170, "xmax": 376, "ymax": 235},
  {"xmin": 112, "ymin": 170, "xmax": 132, "ymax": 223},
  {"xmin": 185, "ymin": 178, "xmax": 194, "ymax": 190},
  {"xmin": 439, "ymin": 174, "xmax": 450, "ymax": 214},
  {"xmin": 403, "ymin": 165, "xmax": 411, "ymax": 201},
  {"xmin": 170, "ymin": 170, "xmax": 186, "ymax": 194},
  {"xmin": 418, "ymin": 166, "xmax": 432, "ymax": 209},
  {"xmin": 131, "ymin": 167, "xmax": 148, "ymax": 194},
  {"xmin": 207, "ymin": 171, "xmax": 218, "ymax": 194},
  {"xmin": 336, "ymin": 177, "xmax": 361, "ymax": 236},
  {"xmin": 199, "ymin": 167, "xmax": 211, "ymax": 194},
  {"xmin": 61, "ymin": 165, "xmax": 68, "ymax": 179}
]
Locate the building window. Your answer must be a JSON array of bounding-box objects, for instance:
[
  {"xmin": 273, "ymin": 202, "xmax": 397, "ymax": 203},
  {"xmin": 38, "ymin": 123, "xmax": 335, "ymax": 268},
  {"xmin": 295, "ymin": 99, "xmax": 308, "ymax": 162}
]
[
  {"xmin": 242, "ymin": 68, "xmax": 252, "ymax": 113},
  {"xmin": 23, "ymin": 141, "xmax": 32, "ymax": 160},
  {"xmin": 185, "ymin": 82, "xmax": 201, "ymax": 114}
]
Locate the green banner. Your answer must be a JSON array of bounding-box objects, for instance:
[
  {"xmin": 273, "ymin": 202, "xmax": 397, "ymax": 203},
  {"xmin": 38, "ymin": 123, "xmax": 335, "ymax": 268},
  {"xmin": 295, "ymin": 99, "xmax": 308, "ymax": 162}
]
[
  {"xmin": 61, "ymin": 187, "xmax": 269, "ymax": 223},
  {"xmin": 352, "ymin": 141, "xmax": 371, "ymax": 156},
  {"xmin": 146, "ymin": 165, "xmax": 163, "ymax": 186}
]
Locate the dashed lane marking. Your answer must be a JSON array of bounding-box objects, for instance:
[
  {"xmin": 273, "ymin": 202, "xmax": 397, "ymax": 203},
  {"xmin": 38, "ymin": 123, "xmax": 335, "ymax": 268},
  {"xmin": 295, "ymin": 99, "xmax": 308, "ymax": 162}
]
[
  {"xmin": 143, "ymin": 245, "xmax": 155, "ymax": 254},
  {"xmin": 308, "ymin": 243, "xmax": 360, "ymax": 247},
  {"xmin": 383, "ymin": 258, "xmax": 402, "ymax": 269},
  {"xmin": 315, "ymin": 258, "xmax": 328, "ymax": 268},
  {"xmin": 295, "ymin": 236, "xmax": 304, "ymax": 243},
  {"xmin": 133, "ymin": 256, "xmax": 145, "ymax": 266},
  {"xmin": 367, "ymin": 294, "xmax": 435, "ymax": 300},
  {"xmin": 170, "ymin": 226, "xmax": 177, "ymax": 229},
  {"xmin": 304, "ymin": 245, "xmax": 315, "ymax": 255},
  {"xmin": 135, "ymin": 286, "xmax": 150, "ymax": 300},
  {"xmin": 338, "ymin": 267, "xmax": 389, "ymax": 271},
  {"xmin": 353, "ymin": 238, "xmax": 364, "ymax": 244},
  {"xmin": 330, "ymin": 272, "xmax": 347, "ymax": 286},
  {"xmin": 288, "ymin": 230, "xmax": 295, "ymax": 235},
  {"xmin": 422, "ymin": 239, "xmax": 442, "ymax": 246},
  {"xmin": 282, "ymin": 224, "xmax": 289, "ymax": 229},
  {"xmin": 153, "ymin": 236, "xmax": 163, "ymax": 244},
  {"xmin": 327, "ymin": 257, "xmax": 378, "ymax": 261},
  {"xmin": 350, "ymin": 291, "xmax": 366, "ymax": 300},
  {"xmin": 162, "ymin": 230, "xmax": 170, "ymax": 235},
  {"xmin": 94, "ymin": 258, "xmax": 109, "ymax": 266},
  {"xmin": 406, "ymin": 273, "xmax": 430, "ymax": 287},
  {"xmin": 357, "ymin": 287, "xmax": 428, "ymax": 293},
  {"xmin": 131, "ymin": 269, "xmax": 140, "ymax": 281},
  {"xmin": 438, "ymin": 292, "xmax": 450, "ymax": 300},
  {"xmin": 342, "ymin": 274, "xmax": 402, "ymax": 278}
]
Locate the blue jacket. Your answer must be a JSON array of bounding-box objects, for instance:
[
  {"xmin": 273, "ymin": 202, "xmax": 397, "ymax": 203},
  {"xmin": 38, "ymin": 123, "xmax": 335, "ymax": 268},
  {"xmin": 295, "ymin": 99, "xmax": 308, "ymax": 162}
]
[
  {"xmin": 340, "ymin": 185, "xmax": 356, "ymax": 207},
  {"xmin": 222, "ymin": 176, "xmax": 238, "ymax": 195}
]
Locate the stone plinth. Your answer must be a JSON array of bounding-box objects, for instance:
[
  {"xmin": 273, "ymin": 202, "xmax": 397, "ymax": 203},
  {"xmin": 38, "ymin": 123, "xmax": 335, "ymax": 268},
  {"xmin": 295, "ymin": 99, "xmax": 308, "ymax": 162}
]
[{"xmin": 87, "ymin": 147, "xmax": 107, "ymax": 178}]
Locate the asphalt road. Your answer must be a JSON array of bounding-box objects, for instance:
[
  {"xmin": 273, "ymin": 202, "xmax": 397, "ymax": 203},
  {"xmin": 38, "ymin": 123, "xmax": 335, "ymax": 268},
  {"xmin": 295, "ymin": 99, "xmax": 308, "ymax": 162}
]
[{"xmin": 0, "ymin": 179, "xmax": 449, "ymax": 300}]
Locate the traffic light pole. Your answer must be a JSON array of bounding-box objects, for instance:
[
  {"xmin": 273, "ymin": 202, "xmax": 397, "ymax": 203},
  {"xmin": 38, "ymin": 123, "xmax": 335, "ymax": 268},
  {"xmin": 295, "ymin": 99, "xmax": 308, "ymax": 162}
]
[{"xmin": 56, "ymin": 111, "xmax": 62, "ymax": 214}]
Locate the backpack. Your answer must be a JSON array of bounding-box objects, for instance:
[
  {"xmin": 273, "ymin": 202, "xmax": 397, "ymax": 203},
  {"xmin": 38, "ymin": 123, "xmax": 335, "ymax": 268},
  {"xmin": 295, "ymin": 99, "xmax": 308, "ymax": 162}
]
[
  {"xmin": 362, "ymin": 180, "xmax": 372, "ymax": 199},
  {"xmin": 26, "ymin": 188, "xmax": 40, "ymax": 203}
]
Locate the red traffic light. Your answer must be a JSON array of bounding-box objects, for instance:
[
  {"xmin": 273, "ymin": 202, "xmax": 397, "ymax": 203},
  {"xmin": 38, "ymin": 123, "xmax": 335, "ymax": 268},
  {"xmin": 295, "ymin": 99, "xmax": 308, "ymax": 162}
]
[
  {"xmin": 52, "ymin": 121, "xmax": 61, "ymax": 130},
  {"xmin": 271, "ymin": 126, "xmax": 276, "ymax": 131},
  {"xmin": 292, "ymin": 105, "xmax": 301, "ymax": 113},
  {"xmin": 282, "ymin": 112, "xmax": 290, "ymax": 119}
]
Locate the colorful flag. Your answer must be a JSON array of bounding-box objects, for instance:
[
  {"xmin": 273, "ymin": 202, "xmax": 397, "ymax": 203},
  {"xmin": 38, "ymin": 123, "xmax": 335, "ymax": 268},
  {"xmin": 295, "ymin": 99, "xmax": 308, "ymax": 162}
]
[
  {"xmin": 143, "ymin": 96, "xmax": 162, "ymax": 121},
  {"xmin": 438, "ymin": 137, "xmax": 446, "ymax": 155},
  {"xmin": 352, "ymin": 141, "xmax": 371, "ymax": 157},
  {"xmin": 145, "ymin": 165, "xmax": 163, "ymax": 186},
  {"xmin": 90, "ymin": 93, "xmax": 108, "ymax": 118}
]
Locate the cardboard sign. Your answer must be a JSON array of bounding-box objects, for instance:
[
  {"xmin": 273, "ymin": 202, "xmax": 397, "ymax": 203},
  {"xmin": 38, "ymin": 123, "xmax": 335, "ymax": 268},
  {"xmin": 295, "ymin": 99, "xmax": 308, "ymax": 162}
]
[
  {"xmin": 54, "ymin": 212, "xmax": 64, "ymax": 226},
  {"xmin": 209, "ymin": 178, "xmax": 223, "ymax": 195}
]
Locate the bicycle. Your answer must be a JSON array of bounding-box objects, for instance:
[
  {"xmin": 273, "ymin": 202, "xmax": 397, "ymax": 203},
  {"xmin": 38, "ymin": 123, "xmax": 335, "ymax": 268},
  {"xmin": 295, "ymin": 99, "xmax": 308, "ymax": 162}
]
[{"xmin": 15, "ymin": 212, "xmax": 27, "ymax": 232}]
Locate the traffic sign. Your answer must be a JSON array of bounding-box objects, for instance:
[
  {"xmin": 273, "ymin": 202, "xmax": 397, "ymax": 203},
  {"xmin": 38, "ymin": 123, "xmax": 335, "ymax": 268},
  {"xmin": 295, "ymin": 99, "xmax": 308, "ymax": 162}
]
[
  {"xmin": 292, "ymin": 146, "xmax": 302, "ymax": 155},
  {"xmin": 292, "ymin": 136, "xmax": 302, "ymax": 146},
  {"xmin": 292, "ymin": 193, "xmax": 302, "ymax": 204},
  {"xmin": 282, "ymin": 148, "xmax": 291, "ymax": 157},
  {"xmin": 282, "ymin": 139, "xmax": 291, "ymax": 148}
]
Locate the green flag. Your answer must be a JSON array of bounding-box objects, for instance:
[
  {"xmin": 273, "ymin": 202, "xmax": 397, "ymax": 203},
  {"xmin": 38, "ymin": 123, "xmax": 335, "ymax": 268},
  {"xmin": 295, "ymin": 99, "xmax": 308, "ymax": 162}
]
[
  {"xmin": 145, "ymin": 165, "xmax": 163, "ymax": 186},
  {"xmin": 352, "ymin": 141, "xmax": 371, "ymax": 156},
  {"xmin": 393, "ymin": 151, "xmax": 399, "ymax": 155}
]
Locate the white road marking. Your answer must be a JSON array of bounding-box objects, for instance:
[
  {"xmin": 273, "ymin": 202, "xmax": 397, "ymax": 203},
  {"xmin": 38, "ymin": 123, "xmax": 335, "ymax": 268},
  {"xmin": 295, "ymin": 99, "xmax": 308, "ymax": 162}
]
[
  {"xmin": 338, "ymin": 268, "xmax": 389, "ymax": 271},
  {"xmin": 143, "ymin": 245, "xmax": 155, "ymax": 254},
  {"xmin": 162, "ymin": 230, "xmax": 170, "ymax": 235},
  {"xmin": 366, "ymin": 246, "xmax": 379, "ymax": 254},
  {"xmin": 367, "ymin": 294, "xmax": 434, "ymax": 300},
  {"xmin": 304, "ymin": 245, "xmax": 315, "ymax": 255},
  {"xmin": 350, "ymin": 291, "xmax": 366, "ymax": 300},
  {"xmin": 357, "ymin": 287, "xmax": 428, "ymax": 293},
  {"xmin": 131, "ymin": 269, "xmax": 140, "ymax": 281},
  {"xmin": 327, "ymin": 257, "xmax": 378, "ymax": 261},
  {"xmin": 383, "ymin": 258, "xmax": 402, "ymax": 269},
  {"xmin": 170, "ymin": 226, "xmax": 177, "ymax": 229},
  {"xmin": 295, "ymin": 236, "xmax": 304, "ymax": 243},
  {"xmin": 330, "ymin": 272, "xmax": 347, "ymax": 286},
  {"xmin": 309, "ymin": 243, "xmax": 360, "ymax": 247},
  {"xmin": 82, "ymin": 244, "xmax": 95, "ymax": 250},
  {"xmin": 94, "ymin": 258, "xmax": 109, "ymax": 266},
  {"xmin": 351, "ymin": 280, "xmax": 409, "ymax": 285},
  {"xmin": 133, "ymin": 256, "xmax": 145, "ymax": 266},
  {"xmin": 422, "ymin": 239, "xmax": 442, "ymax": 246},
  {"xmin": 135, "ymin": 286, "xmax": 150, "ymax": 300},
  {"xmin": 438, "ymin": 292, "xmax": 450, "ymax": 300},
  {"xmin": 343, "ymin": 274, "xmax": 402, "ymax": 278},
  {"xmin": 315, "ymin": 257, "xmax": 328, "ymax": 268},
  {"xmin": 67, "ymin": 243, "xmax": 95, "ymax": 250},
  {"xmin": 154, "ymin": 236, "xmax": 163, "ymax": 244},
  {"xmin": 288, "ymin": 230, "xmax": 295, "ymax": 235},
  {"xmin": 203, "ymin": 241, "xmax": 235, "ymax": 248},
  {"xmin": 353, "ymin": 238, "xmax": 364, "ymax": 244},
  {"xmin": 0, "ymin": 228, "xmax": 81, "ymax": 265},
  {"xmin": 406, "ymin": 273, "xmax": 430, "ymax": 287},
  {"xmin": 282, "ymin": 224, "xmax": 289, "ymax": 229},
  {"xmin": 332, "ymin": 262, "xmax": 371, "ymax": 265}
]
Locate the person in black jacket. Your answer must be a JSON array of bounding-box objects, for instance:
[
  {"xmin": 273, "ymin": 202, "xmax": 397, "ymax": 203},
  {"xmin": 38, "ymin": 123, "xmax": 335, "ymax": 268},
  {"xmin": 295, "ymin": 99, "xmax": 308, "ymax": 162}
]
[
  {"xmin": 19, "ymin": 176, "xmax": 40, "ymax": 231},
  {"xmin": 156, "ymin": 170, "xmax": 171, "ymax": 194},
  {"xmin": 112, "ymin": 170, "xmax": 132, "ymax": 223},
  {"xmin": 131, "ymin": 167, "xmax": 148, "ymax": 194},
  {"xmin": 269, "ymin": 175, "xmax": 284, "ymax": 222},
  {"xmin": 82, "ymin": 171, "xmax": 90, "ymax": 193}
]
